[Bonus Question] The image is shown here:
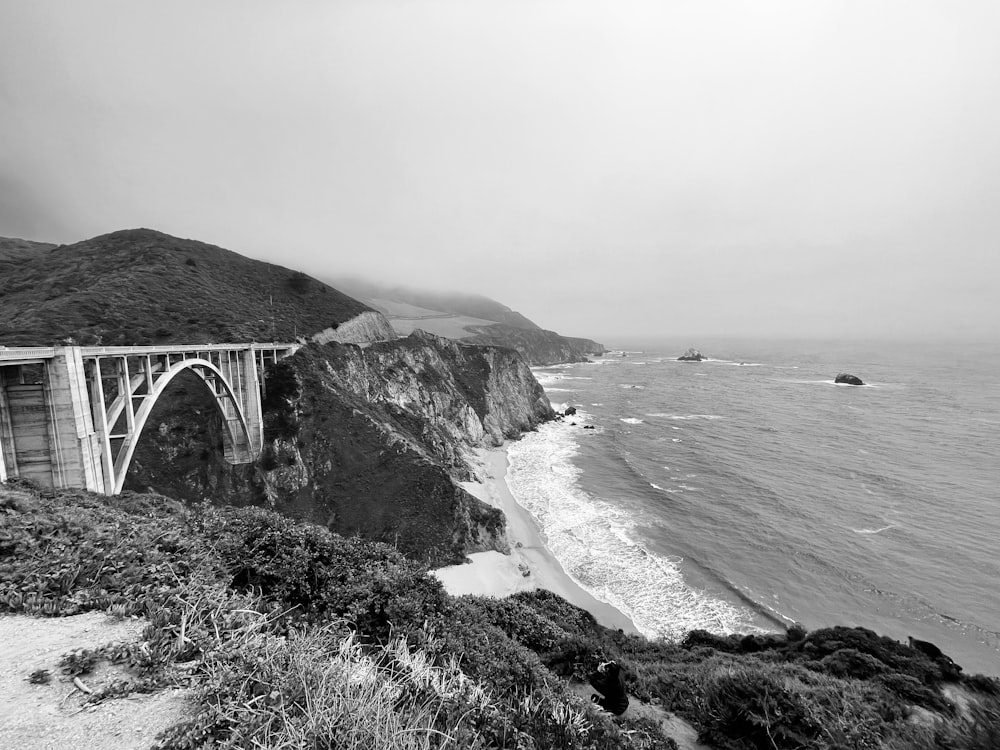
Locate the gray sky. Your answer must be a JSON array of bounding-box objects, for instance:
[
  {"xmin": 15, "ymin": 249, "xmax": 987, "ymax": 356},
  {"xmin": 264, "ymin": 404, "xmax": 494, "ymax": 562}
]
[{"xmin": 2, "ymin": 1, "xmax": 998, "ymax": 341}]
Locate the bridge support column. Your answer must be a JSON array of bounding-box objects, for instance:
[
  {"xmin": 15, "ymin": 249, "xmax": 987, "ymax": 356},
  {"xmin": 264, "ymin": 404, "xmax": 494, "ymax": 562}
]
[
  {"xmin": 0, "ymin": 369, "xmax": 12, "ymax": 483},
  {"xmin": 242, "ymin": 349, "xmax": 264, "ymax": 455},
  {"xmin": 43, "ymin": 348, "xmax": 104, "ymax": 492}
]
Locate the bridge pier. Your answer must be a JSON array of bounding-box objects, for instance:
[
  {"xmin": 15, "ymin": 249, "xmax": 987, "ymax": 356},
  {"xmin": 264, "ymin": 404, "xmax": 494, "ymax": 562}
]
[{"xmin": 0, "ymin": 348, "xmax": 104, "ymax": 492}]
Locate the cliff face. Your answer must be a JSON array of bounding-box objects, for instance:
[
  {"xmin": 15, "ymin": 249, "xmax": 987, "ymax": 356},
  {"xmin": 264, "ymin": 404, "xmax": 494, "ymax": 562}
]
[
  {"xmin": 125, "ymin": 332, "xmax": 554, "ymax": 564},
  {"xmin": 254, "ymin": 333, "xmax": 553, "ymax": 563},
  {"xmin": 461, "ymin": 324, "xmax": 606, "ymax": 365}
]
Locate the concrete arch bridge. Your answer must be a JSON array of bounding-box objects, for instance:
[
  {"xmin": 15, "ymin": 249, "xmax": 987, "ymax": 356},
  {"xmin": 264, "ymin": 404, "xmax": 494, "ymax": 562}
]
[{"xmin": 0, "ymin": 343, "xmax": 298, "ymax": 494}]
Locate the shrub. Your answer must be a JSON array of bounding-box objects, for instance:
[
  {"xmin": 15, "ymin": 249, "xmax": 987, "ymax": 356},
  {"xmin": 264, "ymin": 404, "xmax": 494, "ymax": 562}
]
[{"xmin": 698, "ymin": 663, "xmax": 822, "ymax": 749}]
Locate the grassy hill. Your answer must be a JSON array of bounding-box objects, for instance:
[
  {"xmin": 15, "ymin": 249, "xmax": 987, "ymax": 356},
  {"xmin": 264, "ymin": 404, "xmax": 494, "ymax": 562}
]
[
  {"xmin": 0, "ymin": 229, "xmax": 370, "ymax": 347},
  {"xmin": 332, "ymin": 277, "xmax": 542, "ymax": 331},
  {"xmin": 0, "ymin": 236, "xmax": 56, "ymax": 263}
]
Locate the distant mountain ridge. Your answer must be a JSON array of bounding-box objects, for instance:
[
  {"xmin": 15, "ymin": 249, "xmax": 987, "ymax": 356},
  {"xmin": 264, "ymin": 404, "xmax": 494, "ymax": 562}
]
[
  {"xmin": 332, "ymin": 276, "xmax": 606, "ymax": 365},
  {"xmin": 0, "ymin": 229, "xmax": 370, "ymax": 346},
  {"xmin": 331, "ymin": 278, "xmax": 541, "ymax": 331}
]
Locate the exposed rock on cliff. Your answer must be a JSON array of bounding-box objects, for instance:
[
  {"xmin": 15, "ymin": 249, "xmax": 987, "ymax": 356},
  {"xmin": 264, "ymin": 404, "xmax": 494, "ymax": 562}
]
[
  {"xmin": 255, "ymin": 333, "xmax": 553, "ymax": 563},
  {"xmin": 310, "ymin": 311, "xmax": 396, "ymax": 345}
]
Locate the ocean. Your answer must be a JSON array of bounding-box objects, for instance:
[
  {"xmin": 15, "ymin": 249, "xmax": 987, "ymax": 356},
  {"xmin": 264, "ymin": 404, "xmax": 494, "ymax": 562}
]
[{"xmin": 505, "ymin": 338, "xmax": 1000, "ymax": 676}]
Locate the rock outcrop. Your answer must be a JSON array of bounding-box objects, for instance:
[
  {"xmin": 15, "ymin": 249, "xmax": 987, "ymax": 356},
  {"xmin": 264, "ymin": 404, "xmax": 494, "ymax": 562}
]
[
  {"xmin": 678, "ymin": 348, "xmax": 706, "ymax": 361},
  {"xmin": 835, "ymin": 373, "xmax": 865, "ymax": 386},
  {"xmin": 311, "ymin": 311, "xmax": 397, "ymax": 346}
]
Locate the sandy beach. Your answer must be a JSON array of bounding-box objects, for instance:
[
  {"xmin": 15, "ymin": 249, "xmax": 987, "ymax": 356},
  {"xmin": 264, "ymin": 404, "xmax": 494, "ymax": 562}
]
[{"xmin": 431, "ymin": 447, "xmax": 639, "ymax": 634}]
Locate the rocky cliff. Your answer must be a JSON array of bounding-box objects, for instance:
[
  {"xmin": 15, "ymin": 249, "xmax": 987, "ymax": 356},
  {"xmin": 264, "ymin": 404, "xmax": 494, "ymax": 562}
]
[
  {"xmin": 461, "ymin": 323, "xmax": 606, "ymax": 365},
  {"xmin": 125, "ymin": 331, "xmax": 554, "ymax": 564}
]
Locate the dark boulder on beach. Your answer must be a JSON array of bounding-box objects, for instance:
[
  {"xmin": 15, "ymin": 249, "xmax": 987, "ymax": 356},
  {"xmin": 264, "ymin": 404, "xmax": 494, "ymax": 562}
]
[
  {"xmin": 678, "ymin": 348, "xmax": 706, "ymax": 361},
  {"xmin": 835, "ymin": 373, "xmax": 865, "ymax": 386},
  {"xmin": 564, "ymin": 406, "xmax": 577, "ymax": 416}
]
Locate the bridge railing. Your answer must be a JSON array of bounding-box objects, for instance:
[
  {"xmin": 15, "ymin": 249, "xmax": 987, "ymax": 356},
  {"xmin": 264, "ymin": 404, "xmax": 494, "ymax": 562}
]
[
  {"xmin": 79, "ymin": 343, "xmax": 297, "ymax": 356},
  {"xmin": 2, "ymin": 344, "xmax": 298, "ymax": 360},
  {"xmin": 0, "ymin": 347, "xmax": 57, "ymax": 361}
]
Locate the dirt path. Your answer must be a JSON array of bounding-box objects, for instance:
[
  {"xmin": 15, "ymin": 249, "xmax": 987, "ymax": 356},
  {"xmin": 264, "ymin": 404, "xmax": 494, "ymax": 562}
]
[{"xmin": 0, "ymin": 612, "xmax": 193, "ymax": 749}]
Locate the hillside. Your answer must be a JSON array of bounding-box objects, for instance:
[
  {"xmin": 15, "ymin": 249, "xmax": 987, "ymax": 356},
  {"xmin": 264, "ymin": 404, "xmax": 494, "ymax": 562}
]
[
  {"xmin": 333, "ymin": 276, "xmax": 606, "ymax": 365},
  {"xmin": 2, "ymin": 482, "xmax": 998, "ymax": 750},
  {"xmin": 0, "ymin": 236, "xmax": 56, "ymax": 265},
  {"xmin": 332, "ymin": 277, "xmax": 542, "ymax": 330},
  {"xmin": 0, "ymin": 229, "xmax": 370, "ymax": 347}
]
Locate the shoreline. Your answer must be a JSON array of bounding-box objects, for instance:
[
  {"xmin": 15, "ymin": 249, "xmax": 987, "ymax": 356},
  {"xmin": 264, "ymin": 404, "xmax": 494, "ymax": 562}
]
[{"xmin": 431, "ymin": 446, "xmax": 639, "ymax": 635}]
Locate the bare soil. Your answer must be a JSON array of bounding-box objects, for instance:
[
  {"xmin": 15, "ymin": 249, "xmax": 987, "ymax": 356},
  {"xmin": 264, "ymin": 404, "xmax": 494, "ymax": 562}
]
[{"xmin": 0, "ymin": 612, "xmax": 192, "ymax": 749}]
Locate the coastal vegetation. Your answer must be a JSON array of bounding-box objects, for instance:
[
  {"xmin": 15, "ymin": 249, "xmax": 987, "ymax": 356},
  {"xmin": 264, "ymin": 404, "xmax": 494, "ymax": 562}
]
[{"xmin": 2, "ymin": 479, "xmax": 997, "ymax": 749}]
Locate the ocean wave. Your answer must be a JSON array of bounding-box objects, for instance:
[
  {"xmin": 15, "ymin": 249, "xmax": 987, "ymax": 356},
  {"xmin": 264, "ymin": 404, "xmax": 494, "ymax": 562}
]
[
  {"xmin": 619, "ymin": 384, "xmax": 645, "ymax": 389},
  {"xmin": 620, "ymin": 418, "xmax": 644, "ymax": 424},
  {"xmin": 852, "ymin": 524, "xmax": 895, "ymax": 535},
  {"xmin": 649, "ymin": 482, "xmax": 679, "ymax": 493},
  {"xmin": 507, "ymin": 423, "xmax": 761, "ymax": 640},
  {"xmin": 646, "ymin": 413, "xmax": 724, "ymax": 420}
]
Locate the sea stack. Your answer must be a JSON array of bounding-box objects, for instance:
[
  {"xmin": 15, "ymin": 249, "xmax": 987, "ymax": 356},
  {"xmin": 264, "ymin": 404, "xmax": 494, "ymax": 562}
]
[
  {"xmin": 678, "ymin": 348, "xmax": 706, "ymax": 361},
  {"xmin": 835, "ymin": 373, "xmax": 865, "ymax": 386}
]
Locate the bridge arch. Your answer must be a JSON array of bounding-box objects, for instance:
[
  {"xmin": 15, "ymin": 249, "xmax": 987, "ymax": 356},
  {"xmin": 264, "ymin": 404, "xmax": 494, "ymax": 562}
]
[{"xmin": 109, "ymin": 357, "xmax": 255, "ymax": 494}]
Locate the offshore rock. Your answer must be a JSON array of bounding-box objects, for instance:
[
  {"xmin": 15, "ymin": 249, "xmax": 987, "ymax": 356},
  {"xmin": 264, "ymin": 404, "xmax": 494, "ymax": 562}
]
[
  {"xmin": 835, "ymin": 373, "xmax": 865, "ymax": 386},
  {"xmin": 678, "ymin": 348, "xmax": 707, "ymax": 361}
]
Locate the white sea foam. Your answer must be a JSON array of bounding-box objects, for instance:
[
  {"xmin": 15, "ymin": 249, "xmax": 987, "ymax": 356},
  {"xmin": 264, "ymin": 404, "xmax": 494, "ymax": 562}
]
[
  {"xmin": 544, "ymin": 387, "xmax": 578, "ymax": 392},
  {"xmin": 649, "ymin": 482, "xmax": 679, "ymax": 493},
  {"xmin": 620, "ymin": 417, "xmax": 644, "ymax": 424},
  {"xmin": 619, "ymin": 384, "xmax": 645, "ymax": 389},
  {"xmin": 507, "ymin": 422, "xmax": 759, "ymax": 640},
  {"xmin": 647, "ymin": 414, "xmax": 724, "ymax": 420},
  {"xmin": 852, "ymin": 525, "xmax": 895, "ymax": 535}
]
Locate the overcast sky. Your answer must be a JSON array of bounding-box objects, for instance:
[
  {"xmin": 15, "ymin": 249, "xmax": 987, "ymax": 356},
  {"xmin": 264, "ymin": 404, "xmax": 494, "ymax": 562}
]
[{"xmin": 2, "ymin": 1, "xmax": 998, "ymax": 342}]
